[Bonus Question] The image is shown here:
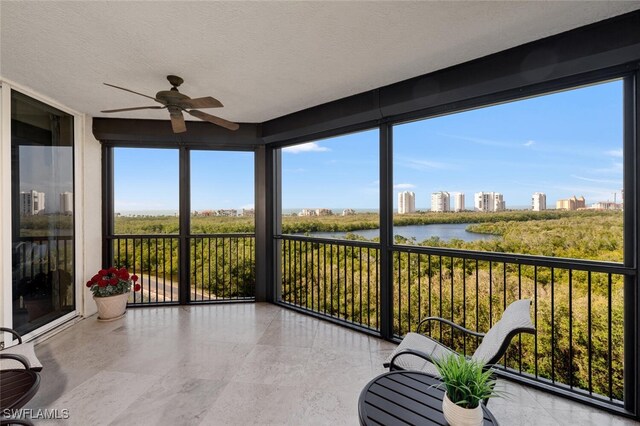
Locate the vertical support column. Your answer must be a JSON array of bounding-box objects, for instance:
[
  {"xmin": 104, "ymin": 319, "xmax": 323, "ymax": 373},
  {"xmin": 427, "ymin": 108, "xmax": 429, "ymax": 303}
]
[
  {"xmin": 179, "ymin": 146, "xmax": 191, "ymax": 305},
  {"xmin": 273, "ymin": 148, "xmax": 282, "ymax": 303},
  {"xmin": 379, "ymin": 123, "xmax": 394, "ymax": 339},
  {"xmin": 101, "ymin": 145, "xmax": 114, "ymax": 268},
  {"xmin": 255, "ymin": 145, "xmax": 279, "ymax": 302},
  {"xmin": 623, "ymin": 73, "xmax": 639, "ymax": 418}
]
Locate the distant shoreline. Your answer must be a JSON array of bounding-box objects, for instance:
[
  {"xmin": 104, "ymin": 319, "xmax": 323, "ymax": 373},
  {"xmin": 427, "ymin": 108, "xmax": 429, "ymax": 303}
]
[{"xmin": 116, "ymin": 206, "xmax": 537, "ymax": 216}]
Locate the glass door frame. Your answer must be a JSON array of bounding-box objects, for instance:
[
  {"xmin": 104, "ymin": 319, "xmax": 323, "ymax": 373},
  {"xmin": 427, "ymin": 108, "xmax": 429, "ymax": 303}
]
[{"xmin": 0, "ymin": 79, "xmax": 84, "ymax": 342}]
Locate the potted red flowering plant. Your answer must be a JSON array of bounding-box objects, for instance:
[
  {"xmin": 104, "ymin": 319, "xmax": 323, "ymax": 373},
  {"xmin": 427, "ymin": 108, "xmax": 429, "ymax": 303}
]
[{"xmin": 86, "ymin": 267, "xmax": 141, "ymax": 321}]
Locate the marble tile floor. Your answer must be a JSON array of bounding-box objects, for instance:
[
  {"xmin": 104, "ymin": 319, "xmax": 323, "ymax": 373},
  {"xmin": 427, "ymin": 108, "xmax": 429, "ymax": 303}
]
[{"xmin": 24, "ymin": 303, "xmax": 636, "ymax": 425}]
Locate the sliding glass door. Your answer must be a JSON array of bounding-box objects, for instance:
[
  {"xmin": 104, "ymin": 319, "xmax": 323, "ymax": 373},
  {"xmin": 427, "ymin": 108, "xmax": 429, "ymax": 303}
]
[{"xmin": 11, "ymin": 90, "xmax": 75, "ymax": 334}]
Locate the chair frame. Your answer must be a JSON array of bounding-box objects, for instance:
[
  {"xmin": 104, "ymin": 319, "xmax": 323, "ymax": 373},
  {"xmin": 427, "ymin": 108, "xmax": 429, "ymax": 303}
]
[
  {"xmin": 387, "ymin": 315, "xmax": 535, "ymax": 371},
  {"xmin": 0, "ymin": 328, "xmax": 42, "ymax": 372}
]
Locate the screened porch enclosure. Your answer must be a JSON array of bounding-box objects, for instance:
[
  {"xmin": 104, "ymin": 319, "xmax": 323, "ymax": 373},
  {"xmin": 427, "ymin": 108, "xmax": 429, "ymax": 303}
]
[{"xmin": 89, "ymin": 11, "xmax": 640, "ymax": 422}]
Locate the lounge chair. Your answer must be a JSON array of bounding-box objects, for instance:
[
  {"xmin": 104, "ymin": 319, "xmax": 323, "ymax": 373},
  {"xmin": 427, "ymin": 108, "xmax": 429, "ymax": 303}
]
[
  {"xmin": 384, "ymin": 299, "xmax": 535, "ymax": 376},
  {"xmin": 0, "ymin": 328, "xmax": 43, "ymax": 372}
]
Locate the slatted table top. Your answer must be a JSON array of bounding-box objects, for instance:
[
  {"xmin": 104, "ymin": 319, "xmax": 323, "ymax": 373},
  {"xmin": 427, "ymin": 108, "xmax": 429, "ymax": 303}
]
[
  {"xmin": 0, "ymin": 369, "xmax": 40, "ymax": 410},
  {"xmin": 358, "ymin": 371, "xmax": 498, "ymax": 426}
]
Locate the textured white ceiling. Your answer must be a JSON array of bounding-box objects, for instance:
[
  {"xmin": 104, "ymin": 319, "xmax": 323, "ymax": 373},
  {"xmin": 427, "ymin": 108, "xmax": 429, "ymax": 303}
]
[{"xmin": 1, "ymin": 1, "xmax": 639, "ymax": 123}]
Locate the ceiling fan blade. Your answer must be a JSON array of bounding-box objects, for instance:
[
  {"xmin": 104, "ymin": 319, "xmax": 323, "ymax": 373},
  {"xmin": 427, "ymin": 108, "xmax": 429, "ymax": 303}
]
[
  {"xmin": 170, "ymin": 112, "xmax": 187, "ymax": 133},
  {"xmin": 103, "ymin": 83, "xmax": 160, "ymax": 102},
  {"xmin": 175, "ymin": 96, "xmax": 223, "ymax": 109},
  {"xmin": 101, "ymin": 106, "xmax": 165, "ymax": 113},
  {"xmin": 186, "ymin": 109, "xmax": 239, "ymax": 131}
]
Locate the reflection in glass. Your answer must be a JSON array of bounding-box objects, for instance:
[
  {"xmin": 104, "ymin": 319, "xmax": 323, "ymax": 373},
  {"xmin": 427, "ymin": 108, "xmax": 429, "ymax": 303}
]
[{"xmin": 11, "ymin": 90, "xmax": 75, "ymax": 334}]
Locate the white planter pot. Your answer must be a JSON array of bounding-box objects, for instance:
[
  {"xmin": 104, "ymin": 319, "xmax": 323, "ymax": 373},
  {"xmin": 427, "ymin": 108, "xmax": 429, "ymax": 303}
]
[
  {"xmin": 442, "ymin": 392, "xmax": 484, "ymax": 426},
  {"xmin": 94, "ymin": 292, "xmax": 130, "ymax": 321}
]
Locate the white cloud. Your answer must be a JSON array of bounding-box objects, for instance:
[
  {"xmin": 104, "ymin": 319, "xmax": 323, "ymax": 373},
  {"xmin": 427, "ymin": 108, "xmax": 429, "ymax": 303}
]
[
  {"xmin": 283, "ymin": 142, "xmax": 330, "ymax": 154},
  {"xmin": 571, "ymin": 175, "xmax": 622, "ymax": 185},
  {"xmin": 523, "ymin": 140, "xmax": 535, "ymax": 147},
  {"xmin": 402, "ymin": 158, "xmax": 451, "ymax": 171},
  {"xmin": 438, "ymin": 133, "xmax": 513, "ymax": 148},
  {"xmin": 605, "ymin": 149, "xmax": 623, "ymax": 158},
  {"xmin": 594, "ymin": 162, "xmax": 623, "ymax": 174},
  {"xmin": 394, "ymin": 183, "xmax": 416, "ymax": 189}
]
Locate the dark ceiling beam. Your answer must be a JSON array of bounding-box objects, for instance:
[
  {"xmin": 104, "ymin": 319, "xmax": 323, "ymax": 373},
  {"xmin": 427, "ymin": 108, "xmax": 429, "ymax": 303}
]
[
  {"xmin": 262, "ymin": 10, "xmax": 640, "ymax": 145},
  {"xmin": 93, "ymin": 118, "xmax": 260, "ymax": 149}
]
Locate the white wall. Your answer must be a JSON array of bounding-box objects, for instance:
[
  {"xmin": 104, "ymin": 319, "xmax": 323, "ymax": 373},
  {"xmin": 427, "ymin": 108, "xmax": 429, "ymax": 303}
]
[
  {"xmin": 0, "ymin": 79, "xmax": 103, "ymax": 336},
  {"xmin": 81, "ymin": 115, "xmax": 102, "ymax": 317}
]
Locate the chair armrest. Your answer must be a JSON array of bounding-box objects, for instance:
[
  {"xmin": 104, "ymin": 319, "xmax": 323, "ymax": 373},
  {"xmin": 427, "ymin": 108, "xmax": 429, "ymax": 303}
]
[
  {"xmin": 416, "ymin": 317, "xmax": 486, "ymax": 338},
  {"xmin": 0, "ymin": 353, "xmax": 31, "ymax": 369},
  {"xmin": 389, "ymin": 349, "xmax": 435, "ymax": 371},
  {"xmin": 0, "ymin": 327, "xmax": 23, "ymax": 344}
]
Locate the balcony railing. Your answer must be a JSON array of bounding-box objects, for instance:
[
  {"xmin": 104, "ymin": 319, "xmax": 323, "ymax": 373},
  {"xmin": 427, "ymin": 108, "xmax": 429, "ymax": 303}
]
[
  {"xmin": 15, "ymin": 236, "xmax": 74, "ymax": 281},
  {"xmin": 279, "ymin": 235, "xmax": 380, "ymax": 331},
  {"xmin": 190, "ymin": 234, "xmax": 255, "ymax": 302},
  {"xmin": 276, "ymin": 234, "xmax": 633, "ymax": 411},
  {"xmin": 108, "ymin": 233, "xmax": 255, "ymax": 305}
]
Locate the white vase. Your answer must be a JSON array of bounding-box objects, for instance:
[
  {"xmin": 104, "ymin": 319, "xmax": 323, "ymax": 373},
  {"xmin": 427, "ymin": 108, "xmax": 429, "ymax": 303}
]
[
  {"xmin": 94, "ymin": 292, "xmax": 130, "ymax": 321},
  {"xmin": 442, "ymin": 392, "xmax": 484, "ymax": 426}
]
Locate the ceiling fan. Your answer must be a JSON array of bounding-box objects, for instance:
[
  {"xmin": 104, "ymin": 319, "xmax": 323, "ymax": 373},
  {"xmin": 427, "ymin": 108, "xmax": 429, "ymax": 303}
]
[{"xmin": 101, "ymin": 75, "xmax": 239, "ymax": 133}]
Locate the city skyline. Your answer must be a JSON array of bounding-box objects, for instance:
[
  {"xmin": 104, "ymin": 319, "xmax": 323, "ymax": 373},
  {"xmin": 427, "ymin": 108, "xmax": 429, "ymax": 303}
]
[{"xmin": 114, "ymin": 79, "xmax": 623, "ymax": 212}]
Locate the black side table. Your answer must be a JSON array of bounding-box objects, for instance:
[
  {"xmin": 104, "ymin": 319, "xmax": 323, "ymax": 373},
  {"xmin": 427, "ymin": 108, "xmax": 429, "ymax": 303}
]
[{"xmin": 358, "ymin": 371, "xmax": 499, "ymax": 425}]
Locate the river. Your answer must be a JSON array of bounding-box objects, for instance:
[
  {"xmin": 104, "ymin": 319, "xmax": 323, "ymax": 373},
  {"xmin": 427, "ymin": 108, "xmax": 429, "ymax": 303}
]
[{"xmin": 297, "ymin": 223, "xmax": 496, "ymax": 242}]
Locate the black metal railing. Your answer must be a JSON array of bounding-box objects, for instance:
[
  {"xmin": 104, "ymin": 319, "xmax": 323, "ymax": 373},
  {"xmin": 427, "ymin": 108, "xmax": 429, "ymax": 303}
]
[
  {"xmin": 108, "ymin": 234, "xmax": 255, "ymax": 305},
  {"xmin": 279, "ymin": 235, "xmax": 380, "ymax": 331},
  {"xmin": 276, "ymin": 234, "xmax": 633, "ymax": 409},
  {"xmin": 189, "ymin": 234, "xmax": 255, "ymax": 302},
  {"xmin": 392, "ymin": 245, "xmax": 633, "ymax": 407},
  {"xmin": 15, "ymin": 235, "xmax": 74, "ymax": 278},
  {"xmin": 109, "ymin": 235, "xmax": 180, "ymax": 305}
]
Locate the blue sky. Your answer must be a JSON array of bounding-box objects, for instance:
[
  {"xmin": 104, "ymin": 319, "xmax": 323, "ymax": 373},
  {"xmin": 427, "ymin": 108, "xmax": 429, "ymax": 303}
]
[
  {"xmin": 114, "ymin": 79, "xmax": 623, "ymax": 212},
  {"xmin": 114, "ymin": 149, "xmax": 254, "ymax": 213}
]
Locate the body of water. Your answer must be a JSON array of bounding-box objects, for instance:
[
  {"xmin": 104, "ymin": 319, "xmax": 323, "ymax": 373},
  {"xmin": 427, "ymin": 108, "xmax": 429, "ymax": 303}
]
[{"xmin": 297, "ymin": 223, "xmax": 496, "ymax": 242}]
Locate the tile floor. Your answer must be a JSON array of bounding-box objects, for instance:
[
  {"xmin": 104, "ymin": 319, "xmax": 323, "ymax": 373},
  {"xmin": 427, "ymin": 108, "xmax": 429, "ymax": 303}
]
[{"xmin": 24, "ymin": 303, "xmax": 637, "ymax": 425}]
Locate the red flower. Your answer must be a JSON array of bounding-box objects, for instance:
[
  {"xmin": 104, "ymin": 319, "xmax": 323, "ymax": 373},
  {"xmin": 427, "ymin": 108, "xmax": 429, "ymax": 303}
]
[
  {"xmin": 108, "ymin": 267, "xmax": 117, "ymax": 273},
  {"xmin": 98, "ymin": 279, "xmax": 107, "ymax": 287},
  {"xmin": 134, "ymin": 283, "xmax": 141, "ymax": 292},
  {"xmin": 109, "ymin": 277, "xmax": 119, "ymax": 285},
  {"xmin": 131, "ymin": 274, "xmax": 139, "ymax": 282},
  {"xmin": 86, "ymin": 281, "xmax": 92, "ymax": 288},
  {"xmin": 98, "ymin": 269, "xmax": 108, "ymax": 276},
  {"xmin": 119, "ymin": 270, "xmax": 130, "ymax": 280},
  {"xmin": 91, "ymin": 274, "xmax": 101, "ymax": 283}
]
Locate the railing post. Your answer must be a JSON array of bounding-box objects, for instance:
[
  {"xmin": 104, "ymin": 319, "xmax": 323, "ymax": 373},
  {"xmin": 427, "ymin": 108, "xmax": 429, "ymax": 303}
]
[
  {"xmin": 255, "ymin": 145, "xmax": 279, "ymax": 302},
  {"xmin": 179, "ymin": 146, "xmax": 191, "ymax": 305},
  {"xmin": 623, "ymin": 72, "xmax": 640, "ymax": 418},
  {"xmin": 379, "ymin": 122, "xmax": 394, "ymax": 339},
  {"xmin": 101, "ymin": 145, "xmax": 114, "ymax": 267}
]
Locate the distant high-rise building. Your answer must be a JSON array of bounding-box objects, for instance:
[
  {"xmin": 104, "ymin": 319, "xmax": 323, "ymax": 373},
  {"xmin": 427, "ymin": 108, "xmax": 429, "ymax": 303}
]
[
  {"xmin": 431, "ymin": 191, "xmax": 450, "ymax": 212},
  {"xmin": 60, "ymin": 192, "xmax": 73, "ymax": 215},
  {"xmin": 398, "ymin": 191, "xmax": 416, "ymax": 214},
  {"xmin": 474, "ymin": 192, "xmax": 505, "ymax": 212},
  {"xmin": 531, "ymin": 192, "xmax": 546, "ymax": 211},
  {"xmin": 242, "ymin": 208, "xmax": 255, "ymax": 217},
  {"xmin": 299, "ymin": 208, "xmax": 317, "ymax": 217},
  {"xmin": 20, "ymin": 190, "xmax": 45, "ymax": 215},
  {"xmin": 453, "ymin": 193, "xmax": 465, "ymax": 212},
  {"xmin": 556, "ymin": 195, "xmax": 586, "ymax": 211},
  {"xmin": 342, "ymin": 208, "xmax": 356, "ymax": 216}
]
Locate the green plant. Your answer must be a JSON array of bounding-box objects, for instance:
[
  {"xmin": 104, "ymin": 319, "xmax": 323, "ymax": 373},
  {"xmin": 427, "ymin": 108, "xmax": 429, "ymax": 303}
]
[
  {"xmin": 86, "ymin": 267, "xmax": 141, "ymax": 297},
  {"xmin": 434, "ymin": 354, "xmax": 500, "ymax": 408}
]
